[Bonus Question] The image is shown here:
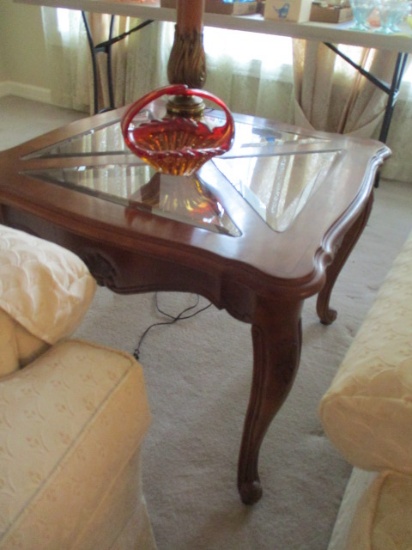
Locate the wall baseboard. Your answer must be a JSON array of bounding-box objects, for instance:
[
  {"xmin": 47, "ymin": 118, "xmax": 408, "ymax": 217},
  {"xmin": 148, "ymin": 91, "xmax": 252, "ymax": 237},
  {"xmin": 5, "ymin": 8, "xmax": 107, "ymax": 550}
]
[{"xmin": 0, "ymin": 81, "xmax": 52, "ymax": 104}]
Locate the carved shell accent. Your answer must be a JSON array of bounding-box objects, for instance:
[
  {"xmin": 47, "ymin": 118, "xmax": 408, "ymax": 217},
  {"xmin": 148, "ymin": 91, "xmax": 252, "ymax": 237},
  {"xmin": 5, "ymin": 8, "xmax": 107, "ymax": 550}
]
[{"xmin": 81, "ymin": 252, "xmax": 117, "ymax": 288}]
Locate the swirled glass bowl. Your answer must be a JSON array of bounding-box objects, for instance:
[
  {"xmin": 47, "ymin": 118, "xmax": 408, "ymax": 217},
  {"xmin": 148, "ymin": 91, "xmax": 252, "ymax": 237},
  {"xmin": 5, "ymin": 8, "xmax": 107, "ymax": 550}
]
[{"xmin": 121, "ymin": 84, "xmax": 235, "ymax": 176}]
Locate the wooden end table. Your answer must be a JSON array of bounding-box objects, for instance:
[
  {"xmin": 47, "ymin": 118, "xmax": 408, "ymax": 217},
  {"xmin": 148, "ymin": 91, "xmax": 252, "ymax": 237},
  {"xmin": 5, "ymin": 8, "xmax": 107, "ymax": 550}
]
[{"xmin": 0, "ymin": 105, "xmax": 390, "ymax": 504}]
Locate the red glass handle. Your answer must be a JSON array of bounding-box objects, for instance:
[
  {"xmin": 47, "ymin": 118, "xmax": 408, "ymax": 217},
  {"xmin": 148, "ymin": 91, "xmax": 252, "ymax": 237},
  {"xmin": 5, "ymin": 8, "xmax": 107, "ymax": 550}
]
[{"xmin": 121, "ymin": 84, "xmax": 235, "ymax": 148}]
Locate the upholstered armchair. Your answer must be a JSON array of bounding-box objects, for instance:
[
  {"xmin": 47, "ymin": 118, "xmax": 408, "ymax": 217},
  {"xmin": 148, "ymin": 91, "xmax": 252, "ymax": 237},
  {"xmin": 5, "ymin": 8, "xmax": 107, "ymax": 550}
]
[{"xmin": 0, "ymin": 226, "xmax": 156, "ymax": 550}]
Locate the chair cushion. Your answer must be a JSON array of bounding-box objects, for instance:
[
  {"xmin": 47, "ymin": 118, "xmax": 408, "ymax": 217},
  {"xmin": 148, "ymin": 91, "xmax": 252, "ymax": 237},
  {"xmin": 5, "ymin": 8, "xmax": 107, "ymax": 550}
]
[
  {"xmin": 319, "ymin": 230, "xmax": 412, "ymax": 474},
  {"xmin": 346, "ymin": 471, "xmax": 412, "ymax": 550},
  {"xmin": 0, "ymin": 225, "xmax": 96, "ymax": 346},
  {"xmin": 0, "ymin": 339, "xmax": 151, "ymax": 549},
  {"xmin": 326, "ymin": 468, "xmax": 378, "ymax": 550},
  {"xmin": 0, "ymin": 309, "xmax": 49, "ymax": 378}
]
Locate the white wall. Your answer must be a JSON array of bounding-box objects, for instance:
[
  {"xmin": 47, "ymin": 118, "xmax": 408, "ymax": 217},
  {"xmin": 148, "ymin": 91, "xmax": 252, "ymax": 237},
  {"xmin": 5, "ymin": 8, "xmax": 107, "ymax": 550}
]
[{"xmin": 0, "ymin": 0, "xmax": 51, "ymax": 102}]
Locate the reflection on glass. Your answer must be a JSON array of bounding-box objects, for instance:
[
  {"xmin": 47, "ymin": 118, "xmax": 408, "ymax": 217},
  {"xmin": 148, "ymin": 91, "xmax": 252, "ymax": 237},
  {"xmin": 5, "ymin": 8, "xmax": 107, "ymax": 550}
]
[
  {"xmin": 225, "ymin": 120, "xmax": 324, "ymax": 156},
  {"xmin": 125, "ymin": 172, "xmax": 240, "ymax": 236},
  {"xmin": 23, "ymin": 164, "xmax": 240, "ymax": 237},
  {"xmin": 214, "ymin": 149, "xmax": 342, "ymax": 232},
  {"xmin": 23, "ymin": 120, "xmax": 129, "ymax": 159}
]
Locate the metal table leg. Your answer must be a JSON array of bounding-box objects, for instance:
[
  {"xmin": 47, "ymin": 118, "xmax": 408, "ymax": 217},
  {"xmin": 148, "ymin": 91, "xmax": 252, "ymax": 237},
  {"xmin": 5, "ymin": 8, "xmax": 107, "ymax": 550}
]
[
  {"xmin": 324, "ymin": 43, "xmax": 408, "ymax": 186},
  {"xmin": 82, "ymin": 12, "xmax": 154, "ymax": 114}
]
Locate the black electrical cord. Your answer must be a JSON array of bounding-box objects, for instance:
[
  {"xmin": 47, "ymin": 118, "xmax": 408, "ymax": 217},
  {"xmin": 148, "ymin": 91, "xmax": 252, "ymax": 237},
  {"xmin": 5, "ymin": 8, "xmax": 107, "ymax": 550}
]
[{"xmin": 133, "ymin": 293, "xmax": 212, "ymax": 360}]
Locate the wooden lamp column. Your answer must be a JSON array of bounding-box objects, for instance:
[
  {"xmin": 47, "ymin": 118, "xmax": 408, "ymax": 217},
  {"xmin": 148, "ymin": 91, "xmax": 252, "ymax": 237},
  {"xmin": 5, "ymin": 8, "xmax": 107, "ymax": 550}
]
[{"xmin": 166, "ymin": 0, "xmax": 207, "ymax": 116}]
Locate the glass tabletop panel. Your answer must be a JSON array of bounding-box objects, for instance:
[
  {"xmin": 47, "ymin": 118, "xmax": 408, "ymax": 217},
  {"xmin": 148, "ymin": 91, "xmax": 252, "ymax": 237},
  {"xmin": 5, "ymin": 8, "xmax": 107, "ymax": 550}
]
[
  {"xmin": 24, "ymin": 163, "xmax": 241, "ymax": 237},
  {"xmin": 23, "ymin": 111, "xmax": 326, "ymax": 160},
  {"xmin": 214, "ymin": 149, "xmax": 342, "ymax": 232},
  {"xmin": 22, "ymin": 114, "xmax": 344, "ymax": 234},
  {"xmin": 23, "ymin": 120, "xmax": 131, "ymax": 159}
]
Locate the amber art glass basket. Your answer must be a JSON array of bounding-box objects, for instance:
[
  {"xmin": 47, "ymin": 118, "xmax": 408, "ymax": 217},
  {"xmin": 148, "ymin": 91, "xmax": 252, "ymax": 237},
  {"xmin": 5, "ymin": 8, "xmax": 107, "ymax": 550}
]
[{"xmin": 121, "ymin": 84, "xmax": 235, "ymax": 176}]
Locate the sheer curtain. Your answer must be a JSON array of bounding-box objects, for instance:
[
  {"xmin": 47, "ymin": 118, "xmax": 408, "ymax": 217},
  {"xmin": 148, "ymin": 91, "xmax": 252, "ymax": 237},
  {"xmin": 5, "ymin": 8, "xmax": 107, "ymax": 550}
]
[
  {"xmin": 293, "ymin": 40, "xmax": 400, "ymax": 136},
  {"xmin": 202, "ymin": 27, "xmax": 294, "ymax": 122},
  {"xmin": 41, "ymin": 8, "xmax": 411, "ymax": 183},
  {"xmin": 292, "ymin": 39, "xmax": 412, "ymax": 180},
  {"xmin": 41, "ymin": 8, "xmax": 169, "ymax": 111},
  {"xmin": 41, "ymin": 7, "xmax": 90, "ymax": 111}
]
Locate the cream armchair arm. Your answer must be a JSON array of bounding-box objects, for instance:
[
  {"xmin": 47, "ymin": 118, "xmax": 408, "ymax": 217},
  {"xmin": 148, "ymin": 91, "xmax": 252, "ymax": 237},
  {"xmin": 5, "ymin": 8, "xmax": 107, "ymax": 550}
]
[
  {"xmin": 0, "ymin": 339, "xmax": 155, "ymax": 550},
  {"xmin": 0, "ymin": 226, "xmax": 156, "ymax": 549}
]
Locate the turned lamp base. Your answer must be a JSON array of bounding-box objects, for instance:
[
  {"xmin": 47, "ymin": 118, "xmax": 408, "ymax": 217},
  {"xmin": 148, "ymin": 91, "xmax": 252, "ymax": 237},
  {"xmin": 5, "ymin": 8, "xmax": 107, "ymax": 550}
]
[{"xmin": 166, "ymin": 94, "xmax": 206, "ymax": 118}]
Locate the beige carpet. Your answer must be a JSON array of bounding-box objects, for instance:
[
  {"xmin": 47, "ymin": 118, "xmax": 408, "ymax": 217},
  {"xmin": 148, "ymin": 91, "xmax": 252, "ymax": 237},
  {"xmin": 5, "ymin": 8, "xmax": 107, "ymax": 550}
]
[
  {"xmin": 2, "ymin": 96, "xmax": 412, "ymax": 549},
  {"xmin": 0, "ymin": 95, "xmax": 85, "ymax": 149}
]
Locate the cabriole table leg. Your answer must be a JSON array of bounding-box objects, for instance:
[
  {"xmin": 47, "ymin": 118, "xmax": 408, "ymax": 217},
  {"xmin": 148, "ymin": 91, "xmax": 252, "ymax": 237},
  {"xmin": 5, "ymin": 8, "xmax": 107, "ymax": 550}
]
[
  {"xmin": 237, "ymin": 298, "xmax": 303, "ymax": 505},
  {"xmin": 317, "ymin": 193, "xmax": 374, "ymax": 325}
]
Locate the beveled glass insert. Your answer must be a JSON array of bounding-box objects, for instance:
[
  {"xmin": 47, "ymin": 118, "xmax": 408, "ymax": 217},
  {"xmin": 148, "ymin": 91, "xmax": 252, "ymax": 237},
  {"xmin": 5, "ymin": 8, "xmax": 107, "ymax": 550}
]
[
  {"xmin": 214, "ymin": 149, "xmax": 343, "ymax": 232},
  {"xmin": 224, "ymin": 119, "xmax": 327, "ymax": 156},
  {"xmin": 22, "ymin": 114, "xmax": 326, "ymax": 160},
  {"xmin": 23, "ymin": 120, "xmax": 131, "ymax": 159},
  {"xmin": 23, "ymin": 164, "xmax": 241, "ymax": 237}
]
